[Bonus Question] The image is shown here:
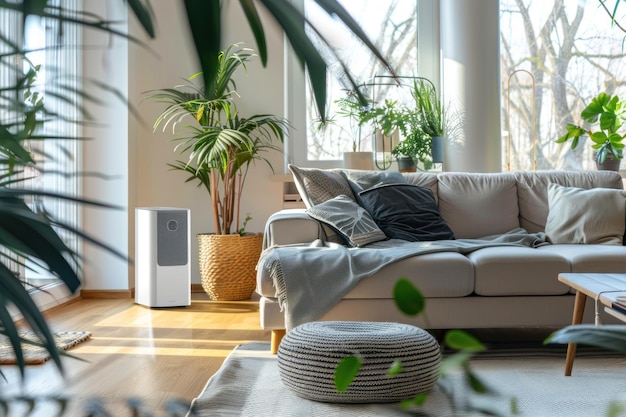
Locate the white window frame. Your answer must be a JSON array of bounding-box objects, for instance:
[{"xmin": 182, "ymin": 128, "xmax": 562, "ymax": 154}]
[{"xmin": 284, "ymin": 0, "xmax": 440, "ymax": 170}]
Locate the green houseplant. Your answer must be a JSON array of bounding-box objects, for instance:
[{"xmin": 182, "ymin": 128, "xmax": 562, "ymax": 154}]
[
  {"xmin": 410, "ymin": 79, "xmax": 463, "ymax": 164},
  {"xmin": 556, "ymin": 92, "xmax": 626, "ymax": 169},
  {"xmin": 150, "ymin": 43, "xmax": 289, "ymax": 300},
  {"xmin": 0, "ymin": 0, "xmax": 392, "ymax": 413},
  {"xmin": 391, "ymin": 107, "xmax": 433, "ymax": 171},
  {"xmin": 328, "ymin": 91, "xmax": 378, "ymax": 169}
]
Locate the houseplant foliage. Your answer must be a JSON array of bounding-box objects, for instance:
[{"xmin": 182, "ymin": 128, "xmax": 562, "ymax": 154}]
[
  {"xmin": 0, "ymin": 0, "xmax": 390, "ymax": 389},
  {"xmin": 0, "ymin": 0, "xmax": 155, "ymax": 379},
  {"xmin": 181, "ymin": 0, "xmax": 394, "ymax": 123},
  {"xmin": 150, "ymin": 43, "xmax": 289, "ymax": 236},
  {"xmin": 150, "ymin": 43, "xmax": 289, "ymax": 301},
  {"xmin": 556, "ymin": 92, "xmax": 626, "ymax": 166}
]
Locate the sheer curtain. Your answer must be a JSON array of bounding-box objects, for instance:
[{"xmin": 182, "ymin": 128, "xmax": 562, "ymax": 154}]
[{"xmin": 0, "ymin": 1, "xmax": 82, "ymax": 288}]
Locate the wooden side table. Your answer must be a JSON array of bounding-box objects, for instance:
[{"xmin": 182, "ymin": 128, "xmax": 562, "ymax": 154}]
[{"xmin": 557, "ymin": 273, "xmax": 626, "ymax": 376}]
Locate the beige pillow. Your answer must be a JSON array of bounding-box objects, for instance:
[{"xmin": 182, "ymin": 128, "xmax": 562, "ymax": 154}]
[{"xmin": 545, "ymin": 183, "xmax": 626, "ymax": 245}]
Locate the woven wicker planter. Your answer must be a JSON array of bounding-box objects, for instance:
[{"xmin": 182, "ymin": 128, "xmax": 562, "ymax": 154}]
[{"xmin": 198, "ymin": 233, "xmax": 264, "ymax": 301}]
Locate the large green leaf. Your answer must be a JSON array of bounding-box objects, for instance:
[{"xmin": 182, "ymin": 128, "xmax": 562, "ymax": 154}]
[
  {"xmin": 334, "ymin": 355, "xmax": 362, "ymax": 393},
  {"xmin": 177, "ymin": 0, "xmax": 393, "ymax": 121},
  {"xmin": 545, "ymin": 324, "xmax": 626, "ymax": 353},
  {"xmin": 183, "ymin": 0, "xmax": 221, "ymax": 99},
  {"xmin": 393, "ymin": 277, "xmax": 425, "ymax": 317}
]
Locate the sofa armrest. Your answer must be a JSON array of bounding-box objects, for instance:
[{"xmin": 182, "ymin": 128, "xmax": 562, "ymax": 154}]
[{"xmin": 263, "ymin": 209, "xmax": 326, "ymax": 248}]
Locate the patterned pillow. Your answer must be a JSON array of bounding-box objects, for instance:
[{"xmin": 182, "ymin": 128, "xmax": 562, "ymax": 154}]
[
  {"xmin": 288, "ymin": 165, "xmax": 355, "ymax": 207},
  {"xmin": 306, "ymin": 195, "xmax": 387, "ymax": 247}
]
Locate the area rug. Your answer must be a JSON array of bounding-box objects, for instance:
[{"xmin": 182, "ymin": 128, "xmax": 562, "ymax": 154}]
[
  {"xmin": 188, "ymin": 342, "xmax": 626, "ymax": 417},
  {"xmin": 0, "ymin": 331, "xmax": 91, "ymax": 364}
]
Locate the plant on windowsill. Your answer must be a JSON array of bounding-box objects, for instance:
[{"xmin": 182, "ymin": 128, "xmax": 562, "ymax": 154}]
[
  {"xmin": 149, "ymin": 43, "xmax": 289, "ymax": 301},
  {"xmin": 556, "ymin": 92, "xmax": 626, "ymax": 171},
  {"xmin": 329, "ymin": 90, "xmax": 378, "ymax": 169},
  {"xmin": 410, "ymin": 79, "xmax": 464, "ymax": 165},
  {"xmin": 391, "ymin": 108, "xmax": 433, "ymax": 172}
]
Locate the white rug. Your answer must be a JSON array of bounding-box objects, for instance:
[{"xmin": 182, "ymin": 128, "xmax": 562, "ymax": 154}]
[{"xmin": 188, "ymin": 342, "xmax": 626, "ymax": 417}]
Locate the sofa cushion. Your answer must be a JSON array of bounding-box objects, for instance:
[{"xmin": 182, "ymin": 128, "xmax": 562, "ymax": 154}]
[
  {"xmin": 305, "ymin": 195, "xmax": 387, "ymax": 247},
  {"xmin": 402, "ymin": 172, "xmax": 439, "ymax": 202},
  {"xmin": 437, "ymin": 173, "xmax": 519, "ymax": 239},
  {"xmin": 358, "ymin": 183, "xmax": 454, "ymax": 242},
  {"xmin": 538, "ymin": 244, "xmax": 626, "ymax": 274},
  {"xmin": 514, "ymin": 170, "xmax": 624, "ymax": 233},
  {"xmin": 341, "ymin": 251, "xmax": 474, "ymax": 299},
  {"xmin": 544, "ymin": 183, "xmax": 626, "ymax": 245},
  {"xmin": 288, "ymin": 164, "xmax": 355, "ymax": 207},
  {"xmin": 468, "ymin": 246, "xmax": 571, "ymax": 296}
]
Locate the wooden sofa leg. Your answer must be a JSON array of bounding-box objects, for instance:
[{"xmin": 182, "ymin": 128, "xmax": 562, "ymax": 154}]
[{"xmin": 271, "ymin": 329, "xmax": 286, "ymax": 354}]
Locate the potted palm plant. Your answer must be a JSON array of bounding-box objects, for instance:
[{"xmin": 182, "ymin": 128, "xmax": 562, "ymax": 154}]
[
  {"xmin": 556, "ymin": 92, "xmax": 626, "ymax": 171},
  {"xmin": 149, "ymin": 43, "xmax": 289, "ymax": 301}
]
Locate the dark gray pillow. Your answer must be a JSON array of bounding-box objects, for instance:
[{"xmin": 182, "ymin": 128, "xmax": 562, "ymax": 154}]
[
  {"xmin": 306, "ymin": 195, "xmax": 387, "ymax": 247},
  {"xmin": 359, "ymin": 184, "xmax": 454, "ymax": 242}
]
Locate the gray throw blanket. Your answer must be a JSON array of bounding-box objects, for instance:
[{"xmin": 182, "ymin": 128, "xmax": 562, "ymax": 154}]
[{"xmin": 260, "ymin": 228, "xmax": 548, "ymax": 330}]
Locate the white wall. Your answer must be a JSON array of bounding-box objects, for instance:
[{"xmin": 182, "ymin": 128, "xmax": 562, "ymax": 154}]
[
  {"xmin": 82, "ymin": 1, "xmax": 130, "ymax": 290},
  {"xmin": 83, "ymin": 1, "xmax": 287, "ymax": 290}
]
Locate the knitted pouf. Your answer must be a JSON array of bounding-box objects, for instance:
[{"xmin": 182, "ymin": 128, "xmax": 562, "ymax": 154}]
[{"xmin": 276, "ymin": 321, "xmax": 441, "ymax": 403}]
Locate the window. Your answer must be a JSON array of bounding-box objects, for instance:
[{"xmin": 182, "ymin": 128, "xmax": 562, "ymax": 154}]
[
  {"xmin": 501, "ymin": 0, "xmax": 626, "ymax": 171},
  {"xmin": 288, "ymin": 0, "xmax": 425, "ymax": 168},
  {"xmin": 0, "ymin": 1, "xmax": 81, "ymax": 289}
]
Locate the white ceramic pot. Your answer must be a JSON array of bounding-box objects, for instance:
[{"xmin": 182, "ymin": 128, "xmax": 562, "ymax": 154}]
[{"xmin": 343, "ymin": 151, "xmax": 373, "ymax": 170}]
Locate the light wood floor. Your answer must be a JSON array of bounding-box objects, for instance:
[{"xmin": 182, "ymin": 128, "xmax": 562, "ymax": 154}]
[{"xmin": 1, "ymin": 292, "xmax": 270, "ymax": 416}]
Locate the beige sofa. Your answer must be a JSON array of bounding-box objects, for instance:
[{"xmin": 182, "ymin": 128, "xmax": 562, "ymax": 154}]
[{"xmin": 256, "ymin": 169, "xmax": 626, "ymax": 352}]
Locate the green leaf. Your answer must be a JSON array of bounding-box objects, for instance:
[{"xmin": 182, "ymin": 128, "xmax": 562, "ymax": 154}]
[
  {"xmin": 387, "ymin": 360, "xmax": 403, "ymax": 377},
  {"xmin": 126, "ymin": 0, "xmax": 155, "ymax": 38},
  {"xmin": 590, "ymin": 131, "xmax": 608, "ymax": 144},
  {"xmin": 444, "ymin": 330, "xmax": 486, "ymax": 352},
  {"xmin": 581, "ymin": 92, "xmax": 610, "ymax": 122},
  {"xmin": 239, "ymin": 0, "xmax": 267, "ymax": 66},
  {"xmin": 466, "ymin": 368, "xmax": 490, "ymax": 394},
  {"xmin": 261, "ymin": 0, "xmax": 328, "ymax": 119},
  {"xmin": 400, "ymin": 392, "xmax": 428, "ymax": 408},
  {"xmin": 393, "ymin": 278, "xmax": 425, "ymax": 316},
  {"xmin": 439, "ymin": 351, "xmax": 474, "ymax": 373},
  {"xmin": 545, "ymin": 324, "xmax": 626, "ymax": 353},
  {"xmin": 183, "ymin": 0, "xmax": 221, "ymax": 94},
  {"xmin": 334, "ymin": 356, "xmax": 362, "ymax": 392}
]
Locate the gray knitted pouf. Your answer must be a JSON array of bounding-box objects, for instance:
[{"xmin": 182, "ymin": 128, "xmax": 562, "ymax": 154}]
[{"xmin": 276, "ymin": 321, "xmax": 441, "ymax": 403}]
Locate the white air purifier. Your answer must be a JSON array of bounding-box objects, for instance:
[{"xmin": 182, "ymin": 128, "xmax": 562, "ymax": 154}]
[{"xmin": 135, "ymin": 207, "xmax": 191, "ymax": 307}]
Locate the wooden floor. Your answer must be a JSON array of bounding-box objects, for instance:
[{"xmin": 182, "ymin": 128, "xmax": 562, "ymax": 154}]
[{"xmin": 0, "ymin": 292, "xmax": 270, "ymax": 416}]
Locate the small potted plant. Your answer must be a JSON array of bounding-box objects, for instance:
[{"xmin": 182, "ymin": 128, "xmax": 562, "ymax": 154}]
[
  {"xmin": 332, "ymin": 91, "xmax": 376, "ymax": 169},
  {"xmin": 390, "ymin": 115, "xmax": 433, "ymax": 172},
  {"xmin": 149, "ymin": 43, "xmax": 289, "ymax": 300},
  {"xmin": 410, "ymin": 79, "xmax": 463, "ymax": 164},
  {"xmin": 556, "ymin": 92, "xmax": 626, "ymax": 171}
]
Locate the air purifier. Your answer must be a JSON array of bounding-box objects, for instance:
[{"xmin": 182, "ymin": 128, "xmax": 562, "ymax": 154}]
[{"xmin": 135, "ymin": 207, "xmax": 191, "ymax": 307}]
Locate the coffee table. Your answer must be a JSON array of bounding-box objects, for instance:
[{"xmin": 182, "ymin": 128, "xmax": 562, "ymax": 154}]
[{"xmin": 557, "ymin": 273, "xmax": 626, "ymax": 376}]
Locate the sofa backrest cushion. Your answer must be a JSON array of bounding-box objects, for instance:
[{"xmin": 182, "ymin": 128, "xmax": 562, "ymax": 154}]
[
  {"xmin": 437, "ymin": 172, "xmax": 519, "ymax": 239},
  {"xmin": 402, "ymin": 172, "xmax": 439, "ymax": 202},
  {"xmin": 544, "ymin": 183, "xmax": 626, "ymax": 245},
  {"xmin": 514, "ymin": 170, "xmax": 624, "ymax": 233}
]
